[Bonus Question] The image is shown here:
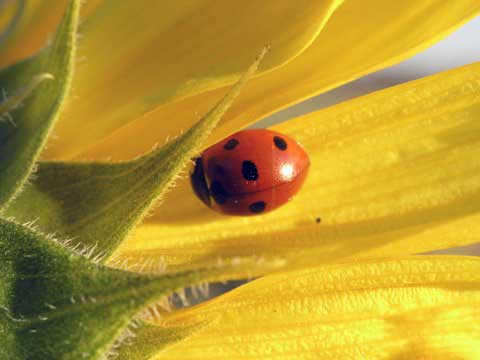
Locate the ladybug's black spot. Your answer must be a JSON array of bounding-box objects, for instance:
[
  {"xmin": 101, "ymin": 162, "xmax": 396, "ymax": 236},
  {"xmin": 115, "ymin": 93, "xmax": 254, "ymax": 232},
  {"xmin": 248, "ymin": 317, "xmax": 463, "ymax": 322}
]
[
  {"xmin": 210, "ymin": 181, "xmax": 228, "ymax": 204},
  {"xmin": 316, "ymin": 217, "xmax": 321, "ymax": 224},
  {"xmin": 250, "ymin": 201, "xmax": 266, "ymax": 213},
  {"xmin": 224, "ymin": 138, "xmax": 239, "ymax": 150},
  {"xmin": 273, "ymin": 136, "xmax": 287, "ymax": 151},
  {"xmin": 242, "ymin": 161, "xmax": 258, "ymax": 181}
]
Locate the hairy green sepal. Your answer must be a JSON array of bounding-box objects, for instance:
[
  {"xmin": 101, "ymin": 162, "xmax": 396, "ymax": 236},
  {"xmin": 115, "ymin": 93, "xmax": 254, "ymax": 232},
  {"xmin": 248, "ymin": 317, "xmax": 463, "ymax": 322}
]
[
  {"xmin": 0, "ymin": 0, "xmax": 77, "ymax": 209},
  {"xmin": 0, "ymin": 2, "xmax": 270, "ymax": 358},
  {"xmin": 0, "ymin": 218, "xmax": 256, "ymax": 359},
  {"xmin": 6, "ymin": 48, "xmax": 267, "ymax": 259},
  {"xmin": 115, "ymin": 321, "xmax": 203, "ymax": 360}
]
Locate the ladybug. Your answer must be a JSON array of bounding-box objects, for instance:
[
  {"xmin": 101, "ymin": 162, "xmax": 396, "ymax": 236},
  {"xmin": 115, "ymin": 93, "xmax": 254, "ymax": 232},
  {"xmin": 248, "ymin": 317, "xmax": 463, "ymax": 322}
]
[{"xmin": 190, "ymin": 129, "xmax": 310, "ymax": 215}]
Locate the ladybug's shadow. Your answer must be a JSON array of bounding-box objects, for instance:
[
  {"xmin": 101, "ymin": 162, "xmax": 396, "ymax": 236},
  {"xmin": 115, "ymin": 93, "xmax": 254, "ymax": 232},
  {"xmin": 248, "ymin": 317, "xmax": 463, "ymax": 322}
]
[
  {"xmin": 144, "ymin": 179, "xmax": 233, "ymax": 225},
  {"xmin": 147, "ymin": 186, "xmax": 480, "ymax": 268},
  {"xmin": 145, "ymin": 116, "xmax": 480, "ymax": 260}
]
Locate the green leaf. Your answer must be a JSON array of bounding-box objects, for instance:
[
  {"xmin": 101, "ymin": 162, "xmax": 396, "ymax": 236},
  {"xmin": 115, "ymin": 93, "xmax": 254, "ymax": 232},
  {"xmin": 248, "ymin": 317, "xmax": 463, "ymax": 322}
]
[
  {"xmin": 115, "ymin": 321, "xmax": 203, "ymax": 360},
  {"xmin": 0, "ymin": 73, "xmax": 54, "ymax": 120},
  {"xmin": 0, "ymin": 217, "xmax": 270, "ymax": 360},
  {"xmin": 6, "ymin": 48, "xmax": 267, "ymax": 259},
  {"xmin": 0, "ymin": 0, "xmax": 78, "ymax": 209}
]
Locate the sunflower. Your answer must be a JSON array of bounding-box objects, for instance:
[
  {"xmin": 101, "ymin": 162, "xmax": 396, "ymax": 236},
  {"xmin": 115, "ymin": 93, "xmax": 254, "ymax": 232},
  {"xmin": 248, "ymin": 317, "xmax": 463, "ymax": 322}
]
[{"xmin": 0, "ymin": 0, "xmax": 479, "ymax": 359}]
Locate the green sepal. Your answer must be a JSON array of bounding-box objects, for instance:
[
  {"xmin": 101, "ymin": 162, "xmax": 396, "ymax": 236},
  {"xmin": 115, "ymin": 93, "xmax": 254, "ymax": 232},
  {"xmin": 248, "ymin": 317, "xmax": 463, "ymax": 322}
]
[
  {"xmin": 0, "ymin": 0, "xmax": 78, "ymax": 209},
  {"xmin": 0, "ymin": 73, "xmax": 54, "ymax": 120},
  {"xmin": 6, "ymin": 48, "xmax": 267, "ymax": 259},
  {"xmin": 115, "ymin": 321, "xmax": 203, "ymax": 360},
  {"xmin": 0, "ymin": 217, "xmax": 266, "ymax": 360}
]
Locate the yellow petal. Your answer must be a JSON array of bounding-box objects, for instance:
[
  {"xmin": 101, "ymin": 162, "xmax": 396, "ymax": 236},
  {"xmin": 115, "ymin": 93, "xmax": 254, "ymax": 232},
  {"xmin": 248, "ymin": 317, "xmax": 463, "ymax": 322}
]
[
  {"xmin": 0, "ymin": 0, "xmax": 67, "ymax": 68},
  {"xmin": 71, "ymin": 0, "xmax": 480, "ymax": 161},
  {"xmin": 44, "ymin": 0, "xmax": 342, "ymax": 159},
  {"xmin": 0, "ymin": 1, "xmax": 20, "ymax": 41},
  {"xmin": 111, "ymin": 62, "xmax": 480, "ymax": 273},
  {"xmin": 155, "ymin": 256, "xmax": 480, "ymax": 359}
]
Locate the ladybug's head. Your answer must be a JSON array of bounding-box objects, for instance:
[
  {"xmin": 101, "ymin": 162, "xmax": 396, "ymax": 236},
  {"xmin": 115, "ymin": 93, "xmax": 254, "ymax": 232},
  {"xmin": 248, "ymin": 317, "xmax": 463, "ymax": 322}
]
[{"xmin": 190, "ymin": 157, "xmax": 211, "ymax": 208}]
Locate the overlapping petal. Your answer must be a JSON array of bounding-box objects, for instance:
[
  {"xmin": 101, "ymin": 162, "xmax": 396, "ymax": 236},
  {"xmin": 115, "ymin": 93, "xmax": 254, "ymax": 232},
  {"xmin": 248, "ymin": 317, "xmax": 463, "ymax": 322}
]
[
  {"xmin": 111, "ymin": 62, "xmax": 480, "ymax": 273},
  {"xmin": 69, "ymin": 0, "xmax": 480, "ymax": 161},
  {"xmin": 44, "ymin": 0, "xmax": 342, "ymax": 159},
  {"xmin": 0, "ymin": 0, "xmax": 22, "ymax": 46},
  {"xmin": 0, "ymin": 0, "xmax": 67, "ymax": 67},
  {"xmin": 154, "ymin": 256, "xmax": 480, "ymax": 359}
]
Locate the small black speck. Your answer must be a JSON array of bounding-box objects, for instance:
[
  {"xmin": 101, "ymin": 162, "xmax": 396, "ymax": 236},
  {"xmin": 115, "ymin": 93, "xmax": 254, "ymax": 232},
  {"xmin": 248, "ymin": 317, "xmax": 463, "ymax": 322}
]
[
  {"xmin": 316, "ymin": 217, "xmax": 321, "ymax": 224},
  {"xmin": 242, "ymin": 161, "xmax": 258, "ymax": 181},
  {"xmin": 250, "ymin": 201, "xmax": 266, "ymax": 213},
  {"xmin": 210, "ymin": 181, "xmax": 228, "ymax": 204},
  {"xmin": 273, "ymin": 136, "xmax": 287, "ymax": 151},
  {"xmin": 224, "ymin": 138, "xmax": 239, "ymax": 150}
]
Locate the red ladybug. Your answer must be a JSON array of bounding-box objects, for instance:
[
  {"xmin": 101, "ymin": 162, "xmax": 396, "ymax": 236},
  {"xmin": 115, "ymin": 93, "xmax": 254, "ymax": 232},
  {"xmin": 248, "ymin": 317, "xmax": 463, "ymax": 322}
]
[{"xmin": 190, "ymin": 129, "xmax": 310, "ymax": 215}]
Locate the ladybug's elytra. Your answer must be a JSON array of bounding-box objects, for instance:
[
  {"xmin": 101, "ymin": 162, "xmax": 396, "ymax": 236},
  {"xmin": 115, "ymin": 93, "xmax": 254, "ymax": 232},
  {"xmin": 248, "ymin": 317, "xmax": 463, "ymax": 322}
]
[{"xmin": 190, "ymin": 129, "xmax": 310, "ymax": 216}]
